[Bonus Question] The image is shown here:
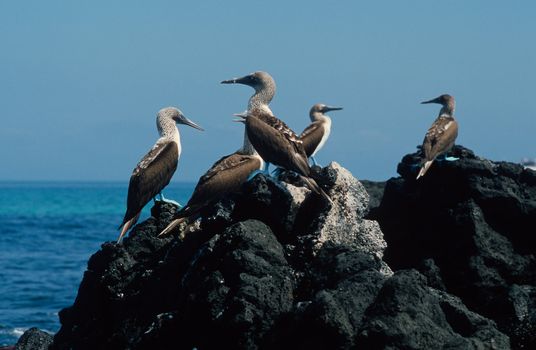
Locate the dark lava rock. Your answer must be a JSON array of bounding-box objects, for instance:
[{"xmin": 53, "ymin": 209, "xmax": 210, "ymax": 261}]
[
  {"xmin": 268, "ymin": 245, "xmax": 389, "ymax": 349},
  {"xmin": 372, "ymin": 144, "xmax": 536, "ymax": 349},
  {"xmin": 357, "ymin": 270, "xmax": 509, "ymax": 349},
  {"xmin": 169, "ymin": 220, "xmax": 296, "ymax": 349},
  {"xmin": 15, "ymin": 328, "xmax": 52, "ymax": 350},
  {"xmin": 47, "ymin": 160, "xmax": 515, "ymax": 349},
  {"xmin": 361, "ymin": 180, "xmax": 386, "ymax": 212}
]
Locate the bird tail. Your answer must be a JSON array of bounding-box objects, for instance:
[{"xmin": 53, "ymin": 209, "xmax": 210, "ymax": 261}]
[
  {"xmin": 300, "ymin": 175, "xmax": 332, "ymax": 204},
  {"xmin": 416, "ymin": 160, "xmax": 434, "ymax": 180},
  {"xmin": 157, "ymin": 203, "xmax": 202, "ymax": 238},
  {"xmin": 158, "ymin": 217, "xmax": 187, "ymax": 237},
  {"xmin": 117, "ymin": 212, "xmax": 140, "ymax": 243}
]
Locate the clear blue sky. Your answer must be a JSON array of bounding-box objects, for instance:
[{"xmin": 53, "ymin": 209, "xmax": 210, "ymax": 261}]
[{"xmin": 1, "ymin": 1, "xmax": 535, "ymax": 181}]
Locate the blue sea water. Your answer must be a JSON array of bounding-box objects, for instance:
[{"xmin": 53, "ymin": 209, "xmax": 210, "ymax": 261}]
[{"xmin": 0, "ymin": 181, "xmax": 194, "ymax": 346}]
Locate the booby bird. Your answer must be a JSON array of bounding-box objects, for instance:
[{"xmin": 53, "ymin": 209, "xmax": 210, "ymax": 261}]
[
  {"xmin": 236, "ymin": 108, "xmax": 332, "ymax": 202},
  {"xmin": 416, "ymin": 94, "xmax": 459, "ymax": 179},
  {"xmin": 221, "ymin": 71, "xmax": 276, "ymax": 172},
  {"xmin": 158, "ymin": 125, "xmax": 264, "ymax": 237},
  {"xmin": 117, "ymin": 107, "xmax": 203, "ymax": 243},
  {"xmin": 299, "ymin": 103, "xmax": 343, "ymax": 166},
  {"xmin": 222, "ymin": 71, "xmax": 330, "ymax": 202}
]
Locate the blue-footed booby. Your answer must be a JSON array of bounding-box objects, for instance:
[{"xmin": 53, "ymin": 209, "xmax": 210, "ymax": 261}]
[
  {"xmin": 299, "ymin": 103, "xmax": 343, "ymax": 166},
  {"xmin": 416, "ymin": 94, "xmax": 459, "ymax": 179},
  {"xmin": 222, "ymin": 71, "xmax": 331, "ymax": 201},
  {"xmin": 236, "ymin": 108, "xmax": 331, "ymax": 202},
  {"xmin": 221, "ymin": 71, "xmax": 275, "ymax": 173},
  {"xmin": 117, "ymin": 107, "xmax": 203, "ymax": 243},
  {"xmin": 158, "ymin": 125, "xmax": 263, "ymax": 237}
]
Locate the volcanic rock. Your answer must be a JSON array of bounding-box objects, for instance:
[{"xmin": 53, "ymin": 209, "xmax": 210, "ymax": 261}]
[
  {"xmin": 371, "ymin": 145, "xmax": 536, "ymax": 349},
  {"xmin": 44, "ymin": 158, "xmax": 518, "ymax": 349},
  {"xmin": 14, "ymin": 328, "xmax": 52, "ymax": 350}
]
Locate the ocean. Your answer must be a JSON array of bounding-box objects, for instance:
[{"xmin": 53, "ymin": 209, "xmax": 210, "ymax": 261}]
[{"xmin": 0, "ymin": 181, "xmax": 194, "ymax": 346}]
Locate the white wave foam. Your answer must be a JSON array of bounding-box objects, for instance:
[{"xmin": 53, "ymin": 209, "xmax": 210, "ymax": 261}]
[
  {"xmin": 11, "ymin": 327, "xmax": 26, "ymax": 337},
  {"xmin": 0, "ymin": 326, "xmax": 26, "ymax": 338}
]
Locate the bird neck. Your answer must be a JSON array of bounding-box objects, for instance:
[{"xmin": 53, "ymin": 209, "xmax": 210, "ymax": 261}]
[
  {"xmin": 310, "ymin": 112, "xmax": 330, "ymax": 123},
  {"xmin": 248, "ymin": 84, "xmax": 275, "ymax": 115},
  {"xmin": 157, "ymin": 117, "xmax": 180, "ymax": 144},
  {"xmin": 439, "ymin": 101, "xmax": 455, "ymax": 117},
  {"xmin": 238, "ymin": 128, "xmax": 257, "ymax": 156}
]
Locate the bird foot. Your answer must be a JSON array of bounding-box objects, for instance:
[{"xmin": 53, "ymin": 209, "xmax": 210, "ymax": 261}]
[
  {"xmin": 436, "ymin": 155, "xmax": 459, "ymax": 163},
  {"xmin": 247, "ymin": 169, "xmax": 265, "ymax": 181},
  {"xmin": 158, "ymin": 198, "xmax": 182, "ymax": 208},
  {"xmin": 271, "ymin": 167, "xmax": 285, "ymax": 179},
  {"xmin": 157, "ymin": 193, "xmax": 182, "ymax": 208},
  {"xmin": 310, "ymin": 156, "xmax": 321, "ymax": 167}
]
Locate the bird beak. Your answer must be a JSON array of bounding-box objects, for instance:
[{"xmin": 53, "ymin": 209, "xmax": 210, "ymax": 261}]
[
  {"xmin": 232, "ymin": 112, "xmax": 247, "ymax": 123},
  {"xmin": 221, "ymin": 77, "xmax": 238, "ymax": 84},
  {"xmin": 421, "ymin": 97, "xmax": 441, "ymax": 104},
  {"xmin": 178, "ymin": 116, "xmax": 204, "ymax": 131},
  {"xmin": 324, "ymin": 106, "xmax": 343, "ymax": 112},
  {"xmin": 221, "ymin": 74, "xmax": 252, "ymax": 85}
]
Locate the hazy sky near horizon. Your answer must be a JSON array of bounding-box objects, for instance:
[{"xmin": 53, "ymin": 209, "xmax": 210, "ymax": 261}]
[{"xmin": 1, "ymin": 1, "xmax": 535, "ymax": 182}]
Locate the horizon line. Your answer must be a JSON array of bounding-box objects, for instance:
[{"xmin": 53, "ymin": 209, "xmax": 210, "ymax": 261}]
[{"xmin": 0, "ymin": 179, "xmax": 198, "ymax": 184}]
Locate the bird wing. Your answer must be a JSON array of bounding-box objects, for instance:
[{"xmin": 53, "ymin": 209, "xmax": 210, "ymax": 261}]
[
  {"xmin": 422, "ymin": 116, "xmax": 459, "ymax": 161},
  {"xmin": 246, "ymin": 114, "xmax": 310, "ymax": 176},
  {"xmin": 197, "ymin": 153, "xmax": 243, "ymax": 183},
  {"xmin": 179, "ymin": 153, "xmax": 262, "ymax": 218},
  {"xmin": 257, "ymin": 112, "xmax": 304, "ymax": 145},
  {"xmin": 299, "ymin": 121, "xmax": 324, "ymax": 157},
  {"xmin": 121, "ymin": 141, "xmax": 179, "ymax": 226}
]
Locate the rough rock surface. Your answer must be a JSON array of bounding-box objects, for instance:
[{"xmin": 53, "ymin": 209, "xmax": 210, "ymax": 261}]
[
  {"xmin": 279, "ymin": 163, "xmax": 387, "ymax": 258},
  {"xmin": 357, "ymin": 270, "xmax": 509, "ymax": 349},
  {"xmin": 361, "ymin": 180, "xmax": 385, "ymax": 212},
  {"xmin": 14, "ymin": 328, "xmax": 52, "ymax": 350},
  {"xmin": 19, "ymin": 159, "xmax": 521, "ymax": 349},
  {"xmin": 370, "ymin": 145, "xmax": 536, "ymax": 349},
  {"xmin": 311, "ymin": 163, "xmax": 387, "ymax": 258}
]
